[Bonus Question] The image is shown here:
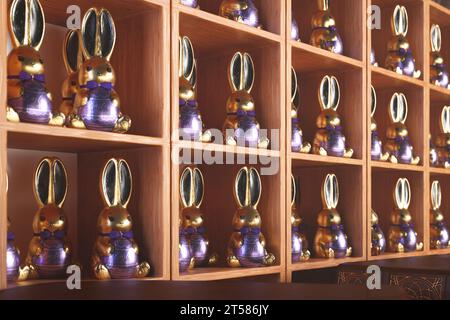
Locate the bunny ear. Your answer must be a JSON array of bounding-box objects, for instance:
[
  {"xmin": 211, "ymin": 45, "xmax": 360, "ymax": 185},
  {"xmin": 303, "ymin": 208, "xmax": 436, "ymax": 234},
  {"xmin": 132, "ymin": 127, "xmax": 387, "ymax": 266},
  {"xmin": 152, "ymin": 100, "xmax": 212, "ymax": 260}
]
[
  {"xmin": 431, "ymin": 180, "xmax": 442, "ymax": 210},
  {"xmin": 389, "ymin": 93, "xmax": 407, "ymax": 123},
  {"xmin": 9, "ymin": 0, "xmax": 45, "ymax": 49},
  {"xmin": 81, "ymin": 8, "xmax": 98, "ymax": 59},
  {"xmin": 34, "ymin": 158, "xmax": 50, "ymax": 207},
  {"xmin": 243, "ymin": 53, "xmax": 255, "ymax": 93},
  {"xmin": 402, "ymin": 178, "xmax": 411, "ymax": 209},
  {"xmin": 318, "ymin": 0, "xmax": 330, "ymax": 11},
  {"xmin": 101, "ymin": 158, "xmax": 119, "ymax": 207},
  {"xmin": 179, "ymin": 36, "xmax": 195, "ymax": 80},
  {"xmin": 319, "ymin": 76, "xmax": 340, "ymax": 110},
  {"xmin": 99, "ymin": 9, "xmax": 116, "ymax": 60},
  {"xmin": 401, "ymin": 6, "xmax": 409, "ymax": 36},
  {"xmin": 291, "ymin": 174, "xmax": 297, "ymax": 206},
  {"xmin": 34, "ymin": 158, "xmax": 67, "ymax": 208},
  {"xmin": 394, "ymin": 178, "xmax": 410, "ymax": 209},
  {"xmin": 442, "ymin": 106, "xmax": 450, "ymax": 134},
  {"xmin": 53, "ymin": 159, "xmax": 68, "ymax": 208},
  {"xmin": 322, "ymin": 174, "xmax": 338, "ymax": 209},
  {"xmin": 393, "ymin": 5, "xmax": 407, "ymax": 36},
  {"xmin": 249, "ymin": 167, "xmax": 262, "ymax": 207},
  {"xmin": 118, "ymin": 160, "xmax": 132, "ymax": 208},
  {"xmin": 398, "ymin": 93, "xmax": 408, "ymax": 123},
  {"xmin": 63, "ymin": 30, "xmax": 83, "ymax": 74},
  {"xmin": 431, "ymin": 24, "xmax": 442, "ymax": 53},
  {"xmin": 180, "ymin": 167, "xmax": 193, "ymax": 208},
  {"xmin": 370, "ymin": 85, "xmax": 377, "ymax": 116},
  {"xmin": 235, "ymin": 167, "xmax": 248, "ymax": 207},
  {"xmin": 193, "ymin": 168, "xmax": 204, "ymax": 208},
  {"xmin": 291, "ymin": 67, "xmax": 299, "ymax": 105},
  {"xmin": 190, "ymin": 60, "xmax": 197, "ymax": 89}
]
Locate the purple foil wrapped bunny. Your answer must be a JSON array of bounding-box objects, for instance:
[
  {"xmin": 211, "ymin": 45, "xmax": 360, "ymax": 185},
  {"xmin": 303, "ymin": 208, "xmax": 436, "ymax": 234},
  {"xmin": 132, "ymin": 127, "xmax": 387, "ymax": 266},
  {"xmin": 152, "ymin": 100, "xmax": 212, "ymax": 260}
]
[
  {"xmin": 219, "ymin": 0, "xmax": 261, "ymax": 28},
  {"xmin": 430, "ymin": 25, "xmax": 450, "ymax": 89}
]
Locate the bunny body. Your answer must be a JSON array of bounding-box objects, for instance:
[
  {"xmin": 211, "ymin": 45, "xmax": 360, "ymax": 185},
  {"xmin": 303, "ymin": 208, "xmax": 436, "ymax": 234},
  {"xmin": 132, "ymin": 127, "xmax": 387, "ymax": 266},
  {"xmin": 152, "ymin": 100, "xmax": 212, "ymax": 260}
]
[
  {"xmin": 385, "ymin": 6, "xmax": 421, "ymax": 78},
  {"xmin": 224, "ymin": 52, "xmax": 269, "ymax": 149},
  {"xmin": 313, "ymin": 76, "xmax": 353, "ymax": 158},
  {"xmin": 92, "ymin": 158, "xmax": 150, "ymax": 280},
  {"xmin": 430, "ymin": 25, "xmax": 450, "ymax": 89},
  {"xmin": 384, "ymin": 93, "xmax": 420, "ymax": 165},
  {"xmin": 179, "ymin": 167, "xmax": 218, "ymax": 270},
  {"xmin": 436, "ymin": 106, "xmax": 450, "ymax": 168},
  {"xmin": 314, "ymin": 174, "xmax": 352, "ymax": 259},
  {"xmin": 179, "ymin": 228, "xmax": 193, "ymax": 272},
  {"xmin": 179, "ymin": 37, "xmax": 211, "ymax": 142},
  {"xmin": 180, "ymin": 0, "xmax": 198, "ymax": 8},
  {"xmin": 69, "ymin": 8, "xmax": 131, "ymax": 133},
  {"xmin": 388, "ymin": 178, "xmax": 423, "ymax": 252},
  {"xmin": 310, "ymin": 0, "xmax": 343, "ymax": 55},
  {"xmin": 227, "ymin": 167, "xmax": 275, "ymax": 267},
  {"xmin": 23, "ymin": 158, "xmax": 71, "ymax": 279},
  {"xmin": 219, "ymin": 0, "xmax": 260, "ymax": 28},
  {"xmin": 6, "ymin": 218, "xmax": 21, "ymax": 281},
  {"xmin": 291, "ymin": 175, "xmax": 310, "ymax": 263},
  {"xmin": 371, "ymin": 210, "xmax": 386, "ymax": 256},
  {"xmin": 6, "ymin": 0, "xmax": 64, "ymax": 126},
  {"xmin": 430, "ymin": 181, "xmax": 450, "ymax": 249},
  {"xmin": 291, "ymin": 68, "xmax": 311, "ymax": 153}
]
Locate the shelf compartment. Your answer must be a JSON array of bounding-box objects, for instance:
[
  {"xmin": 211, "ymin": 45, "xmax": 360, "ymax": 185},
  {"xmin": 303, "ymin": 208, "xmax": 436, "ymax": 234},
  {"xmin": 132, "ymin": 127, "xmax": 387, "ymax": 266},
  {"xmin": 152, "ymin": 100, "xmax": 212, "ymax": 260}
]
[
  {"xmin": 430, "ymin": 85, "xmax": 450, "ymax": 104},
  {"xmin": 290, "ymin": 0, "xmax": 365, "ymax": 61},
  {"xmin": 175, "ymin": 0, "xmax": 283, "ymax": 36}
]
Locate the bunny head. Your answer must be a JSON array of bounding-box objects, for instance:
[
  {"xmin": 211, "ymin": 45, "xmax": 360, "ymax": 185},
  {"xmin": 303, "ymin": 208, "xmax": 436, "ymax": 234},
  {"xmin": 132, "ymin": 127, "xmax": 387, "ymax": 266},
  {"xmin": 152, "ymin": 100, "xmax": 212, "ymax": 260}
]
[
  {"xmin": 431, "ymin": 24, "xmax": 444, "ymax": 65},
  {"xmin": 291, "ymin": 67, "xmax": 300, "ymax": 119},
  {"xmin": 317, "ymin": 174, "xmax": 341, "ymax": 227},
  {"xmin": 97, "ymin": 158, "xmax": 133, "ymax": 235},
  {"xmin": 226, "ymin": 52, "xmax": 255, "ymax": 115},
  {"xmin": 78, "ymin": 8, "xmax": 116, "ymax": 87},
  {"xmin": 316, "ymin": 75, "xmax": 341, "ymax": 129},
  {"xmin": 370, "ymin": 85, "xmax": 378, "ymax": 131},
  {"xmin": 371, "ymin": 209, "xmax": 379, "ymax": 226},
  {"xmin": 388, "ymin": 5, "xmax": 410, "ymax": 52},
  {"xmin": 440, "ymin": 106, "xmax": 450, "ymax": 136},
  {"xmin": 232, "ymin": 167, "xmax": 262, "ymax": 230},
  {"xmin": 179, "ymin": 36, "xmax": 197, "ymax": 102},
  {"xmin": 291, "ymin": 174, "xmax": 302, "ymax": 227},
  {"xmin": 61, "ymin": 30, "xmax": 83, "ymax": 104},
  {"xmin": 32, "ymin": 158, "xmax": 68, "ymax": 234},
  {"xmin": 391, "ymin": 178, "xmax": 412, "ymax": 225},
  {"xmin": 7, "ymin": 0, "xmax": 46, "ymax": 78},
  {"xmin": 312, "ymin": 0, "xmax": 336, "ymax": 29},
  {"xmin": 387, "ymin": 93, "xmax": 409, "ymax": 139},
  {"xmin": 180, "ymin": 167, "xmax": 205, "ymax": 229}
]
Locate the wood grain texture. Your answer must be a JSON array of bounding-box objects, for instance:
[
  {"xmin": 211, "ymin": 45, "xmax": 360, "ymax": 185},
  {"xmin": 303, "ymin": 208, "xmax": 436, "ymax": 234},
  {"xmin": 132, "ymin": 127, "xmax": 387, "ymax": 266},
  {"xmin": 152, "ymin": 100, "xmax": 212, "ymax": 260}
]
[{"xmin": 0, "ymin": 130, "xmax": 7, "ymax": 289}]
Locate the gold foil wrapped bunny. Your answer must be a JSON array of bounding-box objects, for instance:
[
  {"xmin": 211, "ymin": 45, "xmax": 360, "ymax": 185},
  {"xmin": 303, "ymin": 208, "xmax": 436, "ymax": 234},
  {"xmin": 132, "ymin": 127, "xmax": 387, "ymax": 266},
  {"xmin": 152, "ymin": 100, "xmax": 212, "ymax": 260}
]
[
  {"xmin": 430, "ymin": 181, "xmax": 450, "ymax": 249},
  {"xmin": 436, "ymin": 106, "xmax": 450, "ymax": 168},
  {"xmin": 291, "ymin": 68, "xmax": 311, "ymax": 153},
  {"xmin": 310, "ymin": 0, "xmax": 343, "ymax": 54},
  {"xmin": 291, "ymin": 175, "xmax": 310, "ymax": 262},
  {"xmin": 430, "ymin": 24, "xmax": 449, "ymax": 89},
  {"xmin": 371, "ymin": 85, "xmax": 389, "ymax": 161}
]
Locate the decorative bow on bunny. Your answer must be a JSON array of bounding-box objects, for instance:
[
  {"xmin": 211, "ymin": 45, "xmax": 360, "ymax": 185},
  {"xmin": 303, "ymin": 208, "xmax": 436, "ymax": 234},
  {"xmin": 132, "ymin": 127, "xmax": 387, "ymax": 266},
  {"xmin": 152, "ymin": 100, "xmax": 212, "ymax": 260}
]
[
  {"xmin": 371, "ymin": 209, "xmax": 386, "ymax": 256},
  {"xmin": 291, "ymin": 175, "xmax": 310, "ymax": 263},
  {"xmin": 178, "ymin": 36, "xmax": 212, "ymax": 142},
  {"xmin": 68, "ymin": 8, "xmax": 131, "ymax": 133},
  {"xmin": 310, "ymin": 0, "xmax": 343, "ymax": 54},
  {"xmin": 291, "ymin": 68, "xmax": 311, "ymax": 154},
  {"xmin": 314, "ymin": 174, "xmax": 352, "ymax": 259},
  {"xmin": 430, "ymin": 24, "xmax": 449, "ymax": 89},
  {"xmin": 436, "ymin": 106, "xmax": 450, "ymax": 168},
  {"xmin": 227, "ymin": 167, "xmax": 275, "ymax": 268},
  {"xmin": 385, "ymin": 5, "xmax": 421, "ymax": 78},
  {"xmin": 22, "ymin": 158, "xmax": 71, "ymax": 280},
  {"xmin": 370, "ymin": 86, "xmax": 389, "ymax": 161},
  {"xmin": 313, "ymin": 75, "xmax": 353, "ymax": 158},
  {"xmin": 223, "ymin": 52, "xmax": 269, "ymax": 149},
  {"xmin": 219, "ymin": 0, "xmax": 261, "ymax": 29},
  {"xmin": 430, "ymin": 181, "xmax": 450, "ymax": 249},
  {"xmin": 179, "ymin": 167, "xmax": 218, "ymax": 271},
  {"xmin": 388, "ymin": 178, "xmax": 423, "ymax": 253},
  {"xmin": 384, "ymin": 93, "xmax": 420, "ymax": 165},
  {"xmin": 91, "ymin": 158, "xmax": 150, "ymax": 280},
  {"xmin": 6, "ymin": 0, "xmax": 65, "ymax": 126}
]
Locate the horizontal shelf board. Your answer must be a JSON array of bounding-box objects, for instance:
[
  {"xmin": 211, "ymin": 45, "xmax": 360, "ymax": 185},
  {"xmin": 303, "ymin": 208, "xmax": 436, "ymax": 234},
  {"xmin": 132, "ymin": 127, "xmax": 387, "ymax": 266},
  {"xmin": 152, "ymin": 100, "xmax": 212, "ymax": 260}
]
[
  {"xmin": 177, "ymin": 4, "xmax": 281, "ymax": 56},
  {"xmin": 174, "ymin": 140, "xmax": 281, "ymax": 157},
  {"xmin": 430, "ymin": 166, "xmax": 450, "ymax": 175},
  {"xmin": 1, "ymin": 122, "xmax": 164, "ymax": 153},
  {"xmin": 368, "ymin": 251, "xmax": 427, "ymax": 261},
  {"xmin": 289, "ymin": 257, "xmax": 365, "ymax": 272},
  {"xmin": 430, "ymin": 0, "xmax": 450, "ymax": 26},
  {"xmin": 430, "ymin": 84, "xmax": 450, "ymax": 104},
  {"xmin": 291, "ymin": 41, "xmax": 363, "ymax": 72},
  {"xmin": 427, "ymin": 248, "xmax": 450, "ymax": 256},
  {"xmin": 290, "ymin": 152, "xmax": 364, "ymax": 167},
  {"xmin": 370, "ymin": 161, "xmax": 425, "ymax": 172},
  {"xmin": 371, "ymin": 66, "xmax": 425, "ymax": 89},
  {"xmin": 176, "ymin": 266, "xmax": 281, "ymax": 281}
]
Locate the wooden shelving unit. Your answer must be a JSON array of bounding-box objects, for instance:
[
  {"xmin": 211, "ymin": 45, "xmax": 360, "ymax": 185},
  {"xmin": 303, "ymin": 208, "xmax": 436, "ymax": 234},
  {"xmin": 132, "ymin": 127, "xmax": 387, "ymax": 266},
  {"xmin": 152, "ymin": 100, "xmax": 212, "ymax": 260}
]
[{"xmin": 0, "ymin": 0, "xmax": 449, "ymax": 292}]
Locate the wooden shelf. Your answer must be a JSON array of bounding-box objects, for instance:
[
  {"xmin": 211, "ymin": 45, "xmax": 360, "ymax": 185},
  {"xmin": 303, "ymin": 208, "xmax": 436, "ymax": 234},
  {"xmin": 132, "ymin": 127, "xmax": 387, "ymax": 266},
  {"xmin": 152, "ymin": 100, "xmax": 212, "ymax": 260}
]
[
  {"xmin": 430, "ymin": 84, "xmax": 450, "ymax": 104},
  {"xmin": 430, "ymin": 167, "xmax": 450, "ymax": 175},
  {"xmin": 371, "ymin": 161, "xmax": 425, "ymax": 172},
  {"xmin": 290, "ymin": 153, "xmax": 363, "ymax": 167},
  {"xmin": 371, "ymin": 66, "xmax": 425, "ymax": 90},
  {"xmin": 176, "ymin": 266, "xmax": 282, "ymax": 281},
  {"xmin": 175, "ymin": 141, "xmax": 280, "ymax": 158},
  {"xmin": 368, "ymin": 251, "xmax": 427, "ymax": 262},
  {"xmin": 289, "ymin": 257, "xmax": 365, "ymax": 272},
  {"xmin": 430, "ymin": 0, "xmax": 450, "ymax": 26}
]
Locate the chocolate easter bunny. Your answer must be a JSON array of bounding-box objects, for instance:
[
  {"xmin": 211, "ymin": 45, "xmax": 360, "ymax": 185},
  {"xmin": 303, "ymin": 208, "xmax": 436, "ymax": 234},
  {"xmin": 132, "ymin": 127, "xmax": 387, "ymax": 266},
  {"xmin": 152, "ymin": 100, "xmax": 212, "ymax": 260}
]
[
  {"xmin": 430, "ymin": 134, "xmax": 439, "ymax": 167},
  {"xmin": 7, "ymin": 0, "xmax": 65, "ymax": 126},
  {"xmin": 69, "ymin": 8, "xmax": 131, "ymax": 133},
  {"xmin": 314, "ymin": 174, "xmax": 352, "ymax": 258},
  {"xmin": 180, "ymin": 167, "xmax": 218, "ymax": 269},
  {"xmin": 179, "ymin": 36, "xmax": 211, "ymax": 142},
  {"xmin": 180, "ymin": 0, "xmax": 199, "ymax": 8},
  {"xmin": 92, "ymin": 158, "xmax": 150, "ymax": 280},
  {"xmin": 313, "ymin": 75, "xmax": 353, "ymax": 158},
  {"xmin": 291, "ymin": 175, "xmax": 310, "ymax": 263},
  {"xmin": 219, "ymin": 0, "xmax": 261, "ymax": 28},
  {"xmin": 430, "ymin": 181, "xmax": 450, "ymax": 249},
  {"xmin": 310, "ymin": 0, "xmax": 343, "ymax": 54},
  {"xmin": 436, "ymin": 106, "xmax": 450, "ymax": 168},
  {"xmin": 60, "ymin": 30, "xmax": 83, "ymax": 121},
  {"xmin": 371, "ymin": 48, "xmax": 378, "ymax": 67},
  {"xmin": 384, "ymin": 93, "xmax": 420, "ymax": 165},
  {"xmin": 292, "ymin": 18, "xmax": 300, "ymax": 41},
  {"xmin": 385, "ymin": 5, "xmax": 421, "ymax": 78},
  {"xmin": 388, "ymin": 178, "xmax": 423, "ymax": 252},
  {"xmin": 223, "ymin": 52, "xmax": 269, "ymax": 149},
  {"xmin": 371, "ymin": 85, "xmax": 389, "ymax": 161},
  {"xmin": 430, "ymin": 24, "xmax": 449, "ymax": 89},
  {"xmin": 371, "ymin": 209, "xmax": 386, "ymax": 256},
  {"xmin": 227, "ymin": 167, "xmax": 275, "ymax": 267},
  {"xmin": 291, "ymin": 68, "xmax": 311, "ymax": 153},
  {"xmin": 24, "ymin": 158, "xmax": 71, "ymax": 279}
]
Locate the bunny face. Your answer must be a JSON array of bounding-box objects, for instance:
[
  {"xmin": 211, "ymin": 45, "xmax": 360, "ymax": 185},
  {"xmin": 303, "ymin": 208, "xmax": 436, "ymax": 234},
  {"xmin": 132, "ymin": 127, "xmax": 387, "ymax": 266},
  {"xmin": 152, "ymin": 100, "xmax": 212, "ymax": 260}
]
[
  {"xmin": 79, "ymin": 56, "xmax": 115, "ymax": 86},
  {"xmin": 316, "ymin": 75, "xmax": 341, "ymax": 128},
  {"xmin": 180, "ymin": 167, "xmax": 204, "ymax": 228},
  {"xmin": 98, "ymin": 158, "xmax": 133, "ymax": 235},
  {"xmin": 179, "ymin": 37, "xmax": 197, "ymax": 102},
  {"xmin": 8, "ymin": 47, "xmax": 44, "ymax": 77},
  {"xmin": 33, "ymin": 158, "xmax": 68, "ymax": 234},
  {"xmin": 387, "ymin": 93, "xmax": 409, "ymax": 139},
  {"xmin": 227, "ymin": 52, "xmax": 255, "ymax": 114}
]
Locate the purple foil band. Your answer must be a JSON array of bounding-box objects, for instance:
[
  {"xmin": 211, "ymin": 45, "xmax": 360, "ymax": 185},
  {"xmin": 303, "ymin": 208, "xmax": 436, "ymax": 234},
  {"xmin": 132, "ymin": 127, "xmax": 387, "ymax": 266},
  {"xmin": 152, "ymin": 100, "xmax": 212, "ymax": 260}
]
[
  {"xmin": 100, "ymin": 231, "xmax": 134, "ymax": 240},
  {"xmin": 236, "ymin": 227, "xmax": 261, "ymax": 235},
  {"xmin": 34, "ymin": 230, "xmax": 66, "ymax": 240},
  {"xmin": 80, "ymin": 81, "xmax": 113, "ymax": 91},
  {"xmin": 8, "ymin": 71, "xmax": 45, "ymax": 83}
]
